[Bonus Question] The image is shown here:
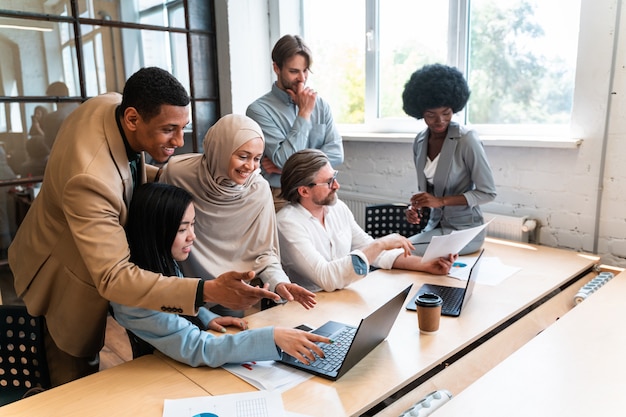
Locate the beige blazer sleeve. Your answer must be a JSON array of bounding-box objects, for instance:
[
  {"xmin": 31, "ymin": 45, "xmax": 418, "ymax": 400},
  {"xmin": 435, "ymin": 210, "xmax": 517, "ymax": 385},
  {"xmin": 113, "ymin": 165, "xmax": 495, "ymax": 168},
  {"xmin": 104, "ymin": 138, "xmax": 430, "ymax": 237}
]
[{"xmin": 9, "ymin": 93, "xmax": 200, "ymax": 357}]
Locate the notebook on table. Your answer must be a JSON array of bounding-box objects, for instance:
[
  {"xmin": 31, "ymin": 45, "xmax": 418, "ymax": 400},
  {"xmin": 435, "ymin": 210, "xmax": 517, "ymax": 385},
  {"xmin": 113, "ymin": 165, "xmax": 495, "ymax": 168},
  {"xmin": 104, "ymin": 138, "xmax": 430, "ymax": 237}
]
[
  {"xmin": 278, "ymin": 284, "xmax": 412, "ymax": 381},
  {"xmin": 406, "ymin": 249, "xmax": 484, "ymax": 317}
]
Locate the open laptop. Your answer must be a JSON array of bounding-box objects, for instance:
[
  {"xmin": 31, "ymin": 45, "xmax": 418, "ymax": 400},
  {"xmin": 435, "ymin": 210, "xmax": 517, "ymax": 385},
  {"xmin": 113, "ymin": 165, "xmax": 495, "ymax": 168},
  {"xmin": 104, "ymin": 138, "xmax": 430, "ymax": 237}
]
[
  {"xmin": 406, "ymin": 249, "xmax": 484, "ymax": 317},
  {"xmin": 279, "ymin": 284, "xmax": 412, "ymax": 381}
]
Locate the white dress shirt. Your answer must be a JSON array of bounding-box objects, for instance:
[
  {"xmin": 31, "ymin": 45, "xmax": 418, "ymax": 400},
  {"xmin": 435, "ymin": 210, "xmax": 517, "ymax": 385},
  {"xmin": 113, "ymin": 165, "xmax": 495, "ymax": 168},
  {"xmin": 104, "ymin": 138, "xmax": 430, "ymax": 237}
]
[{"xmin": 276, "ymin": 200, "xmax": 403, "ymax": 292}]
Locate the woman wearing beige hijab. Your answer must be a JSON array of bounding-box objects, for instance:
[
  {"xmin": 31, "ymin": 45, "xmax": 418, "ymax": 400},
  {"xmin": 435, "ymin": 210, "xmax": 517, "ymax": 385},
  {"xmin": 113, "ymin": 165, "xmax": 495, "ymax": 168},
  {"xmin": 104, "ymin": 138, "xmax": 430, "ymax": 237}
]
[{"xmin": 161, "ymin": 114, "xmax": 316, "ymax": 316}]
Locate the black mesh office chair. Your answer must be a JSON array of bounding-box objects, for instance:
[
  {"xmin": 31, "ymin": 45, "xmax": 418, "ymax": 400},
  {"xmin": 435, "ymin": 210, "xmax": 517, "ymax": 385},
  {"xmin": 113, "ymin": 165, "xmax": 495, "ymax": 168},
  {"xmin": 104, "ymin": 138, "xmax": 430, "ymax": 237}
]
[
  {"xmin": 0, "ymin": 305, "xmax": 50, "ymax": 406},
  {"xmin": 364, "ymin": 203, "xmax": 428, "ymax": 238}
]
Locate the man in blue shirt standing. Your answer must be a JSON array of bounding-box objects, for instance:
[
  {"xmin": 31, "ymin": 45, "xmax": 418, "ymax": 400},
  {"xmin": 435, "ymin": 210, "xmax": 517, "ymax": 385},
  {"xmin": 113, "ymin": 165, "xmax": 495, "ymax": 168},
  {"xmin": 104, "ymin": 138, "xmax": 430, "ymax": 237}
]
[{"xmin": 246, "ymin": 34, "xmax": 343, "ymax": 211}]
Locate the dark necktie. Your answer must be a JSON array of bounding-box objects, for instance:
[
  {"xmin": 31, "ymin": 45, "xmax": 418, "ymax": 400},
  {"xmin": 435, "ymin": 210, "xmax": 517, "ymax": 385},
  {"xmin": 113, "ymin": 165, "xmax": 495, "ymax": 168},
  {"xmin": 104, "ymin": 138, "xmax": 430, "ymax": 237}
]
[{"xmin": 129, "ymin": 158, "xmax": 139, "ymax": 190}]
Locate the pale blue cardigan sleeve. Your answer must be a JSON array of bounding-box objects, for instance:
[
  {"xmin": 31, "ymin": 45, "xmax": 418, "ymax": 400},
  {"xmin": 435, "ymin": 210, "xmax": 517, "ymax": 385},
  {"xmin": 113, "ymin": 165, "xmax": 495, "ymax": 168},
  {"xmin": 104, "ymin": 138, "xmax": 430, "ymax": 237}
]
[{"xmin": 111, "ymin": 303, "xmax": 281, "ymax": 367}]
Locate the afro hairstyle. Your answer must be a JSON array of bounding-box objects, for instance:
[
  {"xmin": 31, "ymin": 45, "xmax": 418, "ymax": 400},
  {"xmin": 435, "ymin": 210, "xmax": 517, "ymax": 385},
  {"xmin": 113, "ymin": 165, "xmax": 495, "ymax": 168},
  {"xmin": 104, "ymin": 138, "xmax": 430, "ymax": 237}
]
[{"xmin": 402, "ymin": 64, "xmax": 470, "ymax": 120}]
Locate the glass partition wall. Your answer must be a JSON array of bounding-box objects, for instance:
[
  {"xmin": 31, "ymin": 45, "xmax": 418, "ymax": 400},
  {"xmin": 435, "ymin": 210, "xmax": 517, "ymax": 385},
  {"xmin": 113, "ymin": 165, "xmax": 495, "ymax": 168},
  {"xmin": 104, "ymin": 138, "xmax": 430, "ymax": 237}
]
[{"xmin": 0, "ymin": 0, "xmax": 219, "ymax": 264}]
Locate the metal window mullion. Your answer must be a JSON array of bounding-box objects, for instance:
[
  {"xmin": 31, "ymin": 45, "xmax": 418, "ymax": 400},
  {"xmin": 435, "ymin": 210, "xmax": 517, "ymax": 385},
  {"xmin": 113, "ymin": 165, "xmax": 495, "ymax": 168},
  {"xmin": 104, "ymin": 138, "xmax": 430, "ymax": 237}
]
[
  {"xmin": 448, "ymin": 0, "xmax": 469, "ymax": 123},
  {"xmin": 182, "ymin": 0, "xmax": 199, "ymax": 153},
  {"xmin": 448, "ymin": 0, "xmax": 469, "ymax": 70},
  {"xmin": 365, "ymin": 0, "xmax": 379, "ymax": 122},
  {"xmin": 70, "ymin": 0, "xmax": 86, "ymax": 99}
]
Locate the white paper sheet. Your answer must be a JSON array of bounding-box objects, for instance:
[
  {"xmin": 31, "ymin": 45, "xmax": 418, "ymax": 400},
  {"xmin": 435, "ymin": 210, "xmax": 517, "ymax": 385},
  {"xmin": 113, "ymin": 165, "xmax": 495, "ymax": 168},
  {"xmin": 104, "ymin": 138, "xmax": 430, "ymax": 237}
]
[
  {"xmin": 448, "ymin": 255, "xmax": 521, "ymax": 286},
  {"xmin": 163, "ymin": 390, "xmax": 286, "ymax": 417},
  {"xmin": 222, "ymin": 360, "xmax": 312, "ymax": 393},
  {"xmin": 421, "ymin": 220, "xmax": 491, "ymax": 263}
]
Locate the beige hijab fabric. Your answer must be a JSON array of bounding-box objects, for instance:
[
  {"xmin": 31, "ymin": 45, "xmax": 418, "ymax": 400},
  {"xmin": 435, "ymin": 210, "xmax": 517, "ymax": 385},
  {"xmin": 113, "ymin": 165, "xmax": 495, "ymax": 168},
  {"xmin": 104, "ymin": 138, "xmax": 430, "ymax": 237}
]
[{"xmin": 161, "ymin": 114, "xmax": 288, "ymax": 290}]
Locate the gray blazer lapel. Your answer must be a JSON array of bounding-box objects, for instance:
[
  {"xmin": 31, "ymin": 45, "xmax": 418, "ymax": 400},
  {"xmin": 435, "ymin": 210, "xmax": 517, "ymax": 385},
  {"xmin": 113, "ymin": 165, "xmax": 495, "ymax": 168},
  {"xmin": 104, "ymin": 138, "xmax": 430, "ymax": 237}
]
[{"xmin": 414, "ymin": 131, "xmax": 429, "ymax": 192}]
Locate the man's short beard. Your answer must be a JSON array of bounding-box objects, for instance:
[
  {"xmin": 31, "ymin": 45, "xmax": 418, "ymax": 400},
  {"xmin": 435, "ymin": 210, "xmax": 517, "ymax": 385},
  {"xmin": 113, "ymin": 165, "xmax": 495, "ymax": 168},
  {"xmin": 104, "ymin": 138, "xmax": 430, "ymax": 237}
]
[
  {"xmin": 322, "ymin": 192, "xmax": 337, "ymax": 206},
  {"xmin": 312, "ymin": 191, "xmax": 337, "ymax": 207}
]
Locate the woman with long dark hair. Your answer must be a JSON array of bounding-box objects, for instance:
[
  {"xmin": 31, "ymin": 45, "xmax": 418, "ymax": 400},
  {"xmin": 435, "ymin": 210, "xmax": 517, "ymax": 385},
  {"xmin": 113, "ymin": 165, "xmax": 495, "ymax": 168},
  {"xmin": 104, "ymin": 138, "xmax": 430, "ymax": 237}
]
[{"xmin": 111, "ymin": 182, "xmax": 329, "ymax": 367}]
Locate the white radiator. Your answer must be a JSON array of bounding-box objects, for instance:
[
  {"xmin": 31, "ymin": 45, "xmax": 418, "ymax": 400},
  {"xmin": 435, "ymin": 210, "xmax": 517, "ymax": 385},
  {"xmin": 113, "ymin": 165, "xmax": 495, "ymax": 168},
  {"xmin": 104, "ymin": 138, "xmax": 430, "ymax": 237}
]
[
  {"xmin": 338, "ymin": 191, "xmax": 394, "ymax": 229},
  {"xmin": 340, "ymin": 191, "xmax": 535, "ymax": 243},
  {"xmin": 482, "ymin": 212, "xmax": 535, "ymax": 243}
]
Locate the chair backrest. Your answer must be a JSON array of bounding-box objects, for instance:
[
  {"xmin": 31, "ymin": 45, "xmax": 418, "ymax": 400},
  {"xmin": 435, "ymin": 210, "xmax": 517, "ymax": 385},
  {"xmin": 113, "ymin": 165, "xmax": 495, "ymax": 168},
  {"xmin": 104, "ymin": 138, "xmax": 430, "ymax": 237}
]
[
  {"xmin": 0, "ymin": 305, "xmax": 50, "ymax": 406},
  {"xmin": 107, "ymin": 305, "xmax": 155, "ymax": 359},
  {"xmin": 364, "ymin": 203, "xmax": 425, "ymax": 238},
  {"xmin": 125, "ymin": 329, "xmax": 156, "ymax": 359}
]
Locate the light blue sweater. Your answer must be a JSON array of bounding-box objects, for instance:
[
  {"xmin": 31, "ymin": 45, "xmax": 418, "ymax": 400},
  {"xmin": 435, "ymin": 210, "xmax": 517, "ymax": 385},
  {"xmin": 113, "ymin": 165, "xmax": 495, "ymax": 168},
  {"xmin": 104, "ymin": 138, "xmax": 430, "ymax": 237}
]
[{"xmin": 111, "ymin": 302, "xmax": 281, "ymax": 367}]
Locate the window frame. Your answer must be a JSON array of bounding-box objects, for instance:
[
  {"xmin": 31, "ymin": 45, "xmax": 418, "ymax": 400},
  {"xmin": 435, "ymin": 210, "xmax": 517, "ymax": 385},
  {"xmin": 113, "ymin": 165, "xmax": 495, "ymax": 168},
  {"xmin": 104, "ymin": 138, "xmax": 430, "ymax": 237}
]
[
  {"xmin": 0, "ymin": 0, "xmax": 220, "ymax": 154},
  {"xmin": 320, "ymin": 0, "xmax": 581, "ymax": 145}
]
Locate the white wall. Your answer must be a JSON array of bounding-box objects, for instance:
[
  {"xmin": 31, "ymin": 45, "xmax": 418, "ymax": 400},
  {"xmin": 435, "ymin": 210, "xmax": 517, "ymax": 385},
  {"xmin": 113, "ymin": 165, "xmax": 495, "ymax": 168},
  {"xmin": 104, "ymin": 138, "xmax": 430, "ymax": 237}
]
[
  {"xmin": 215, "ymin": 0, "xmax": 302, "ymax": 115},
  {"xmin": 217, "ymin": 0, "xmax": 626, "ymax": 267},
  {"xmin": 215, "ymin": 0, "xmax": 272, "ymax": 115},
  {"xmin": 599, "ymin": 0, "xmax": 626, "ymax": 265}
]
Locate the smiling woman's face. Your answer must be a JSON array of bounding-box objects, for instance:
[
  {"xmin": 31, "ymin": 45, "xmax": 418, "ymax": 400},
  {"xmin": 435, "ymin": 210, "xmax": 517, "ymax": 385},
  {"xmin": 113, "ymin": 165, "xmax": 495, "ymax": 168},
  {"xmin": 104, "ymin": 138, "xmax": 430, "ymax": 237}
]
[{"xmin": 228, "ymin": 137, "xmax": 264, "ymax": 184}]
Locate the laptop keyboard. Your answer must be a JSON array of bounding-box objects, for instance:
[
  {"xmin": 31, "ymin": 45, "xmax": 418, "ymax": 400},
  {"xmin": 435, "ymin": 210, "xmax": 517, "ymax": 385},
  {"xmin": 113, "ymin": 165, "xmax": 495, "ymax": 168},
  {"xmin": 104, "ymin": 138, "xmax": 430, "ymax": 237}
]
[
  {"xmin": 308, "ymin": 327, "xmax": 357, "ymax": 372},
  {"xmin": 437, "ymin": 287, "xmax": 464, "ymax": 313}
]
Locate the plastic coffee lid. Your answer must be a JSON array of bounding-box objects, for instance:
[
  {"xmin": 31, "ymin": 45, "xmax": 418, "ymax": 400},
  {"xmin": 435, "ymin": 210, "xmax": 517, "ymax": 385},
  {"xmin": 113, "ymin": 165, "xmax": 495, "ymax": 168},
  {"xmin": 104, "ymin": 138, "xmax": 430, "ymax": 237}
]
[{"xmin": 415, "ymin": 292, "xmax": 443, "ymax": 307}]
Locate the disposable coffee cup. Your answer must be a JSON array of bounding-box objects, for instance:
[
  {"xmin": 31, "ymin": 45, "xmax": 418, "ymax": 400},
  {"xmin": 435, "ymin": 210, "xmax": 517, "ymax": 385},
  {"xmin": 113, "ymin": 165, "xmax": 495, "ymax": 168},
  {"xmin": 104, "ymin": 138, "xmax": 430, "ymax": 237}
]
[{"xmin": 415, "ymin": 292, "xmax": 443, "ymax": 334}]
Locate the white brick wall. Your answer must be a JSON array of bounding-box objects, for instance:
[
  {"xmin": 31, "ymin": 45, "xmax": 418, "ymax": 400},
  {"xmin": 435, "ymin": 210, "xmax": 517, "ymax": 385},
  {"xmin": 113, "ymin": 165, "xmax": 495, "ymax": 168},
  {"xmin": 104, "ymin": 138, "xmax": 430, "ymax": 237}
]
[{"xmin": 337, "ymin": 122, "xmax": 626, "ymax": 267}]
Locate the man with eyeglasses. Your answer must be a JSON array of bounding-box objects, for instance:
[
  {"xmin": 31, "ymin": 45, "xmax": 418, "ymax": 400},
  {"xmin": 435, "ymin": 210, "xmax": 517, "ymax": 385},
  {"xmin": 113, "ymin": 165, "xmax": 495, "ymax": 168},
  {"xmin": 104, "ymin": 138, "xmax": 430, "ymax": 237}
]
[
  {"xmin": 276, "ymin": 149, "xmax": 456, "ymax": 292},
  {"xmin": 246, "ymin": 34, "xmax": 343, "ymax": 211}
]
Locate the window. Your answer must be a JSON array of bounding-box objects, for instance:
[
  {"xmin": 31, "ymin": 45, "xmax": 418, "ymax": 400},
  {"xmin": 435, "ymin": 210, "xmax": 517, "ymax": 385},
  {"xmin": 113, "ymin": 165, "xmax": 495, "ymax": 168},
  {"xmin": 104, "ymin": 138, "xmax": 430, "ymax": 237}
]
[
  {"xmin": 0, "ymin": 0, "xmax": 219, "ymax": 179},
  {"xmin": 302, "ymin": 0, "xmax": 581, "ymax": 137}
]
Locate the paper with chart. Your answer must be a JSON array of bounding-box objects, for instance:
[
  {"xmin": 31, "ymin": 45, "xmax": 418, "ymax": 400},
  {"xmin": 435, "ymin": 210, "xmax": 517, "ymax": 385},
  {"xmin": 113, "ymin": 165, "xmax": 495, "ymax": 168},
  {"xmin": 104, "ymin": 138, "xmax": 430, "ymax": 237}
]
[
  {"xmin": 448, "ymin": 254, "xmax": 521, "ymax": 285},
  {"xmin": 421, "ymin": 220, "xmax": 491, "ymax": 263},
  {"xmin": 162, "ymin": 390, "xmax": 286, "ymax": 417}
]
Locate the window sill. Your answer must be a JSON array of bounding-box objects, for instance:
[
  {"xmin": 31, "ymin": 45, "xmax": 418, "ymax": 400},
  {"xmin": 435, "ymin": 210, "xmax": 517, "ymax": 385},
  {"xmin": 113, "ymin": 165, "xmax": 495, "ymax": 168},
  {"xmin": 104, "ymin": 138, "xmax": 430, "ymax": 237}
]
[{"xmin": 340, "ymin": 132, "xmax": 583, "ymax": 149}]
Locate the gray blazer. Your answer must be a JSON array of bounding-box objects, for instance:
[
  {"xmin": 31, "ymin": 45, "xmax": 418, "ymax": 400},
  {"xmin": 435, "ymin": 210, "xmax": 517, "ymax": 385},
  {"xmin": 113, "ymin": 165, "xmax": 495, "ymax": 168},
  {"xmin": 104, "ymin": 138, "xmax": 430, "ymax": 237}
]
[{"xmin": 413, "ymin": 122, "xmax": 497, "ymax": 233}]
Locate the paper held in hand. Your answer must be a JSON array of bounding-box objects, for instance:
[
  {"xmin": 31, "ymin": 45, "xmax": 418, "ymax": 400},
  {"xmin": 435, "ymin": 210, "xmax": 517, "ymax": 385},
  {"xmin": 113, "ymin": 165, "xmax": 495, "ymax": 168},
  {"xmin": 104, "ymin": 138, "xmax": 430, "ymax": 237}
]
[{"xmin": 421, "ymin": 219, "xmax": 492, "ymax": 263}]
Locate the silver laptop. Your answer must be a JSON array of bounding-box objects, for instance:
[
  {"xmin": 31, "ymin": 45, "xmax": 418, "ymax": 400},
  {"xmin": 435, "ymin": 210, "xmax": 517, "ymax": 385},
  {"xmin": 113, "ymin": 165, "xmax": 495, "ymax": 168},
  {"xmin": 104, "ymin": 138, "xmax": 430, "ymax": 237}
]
[
  {"xmin": 279, "ymin": 284, "xmax": 412, "ymax": 380},
  {"xmin": 406, "ymin": 249, "xmax": 484, "ymax": 317}
]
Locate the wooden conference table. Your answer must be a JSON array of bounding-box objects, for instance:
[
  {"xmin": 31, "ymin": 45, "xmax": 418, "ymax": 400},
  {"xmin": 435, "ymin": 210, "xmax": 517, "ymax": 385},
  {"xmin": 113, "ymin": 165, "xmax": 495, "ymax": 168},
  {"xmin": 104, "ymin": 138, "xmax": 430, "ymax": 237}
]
[
  {"xmin": 430, "ymin": 269, "xmax": 626, "ymax": 417},
  {"xmin": 0, "ymin": 238, "xmax": 600, "ymax": 416},
  {"xmin": 142, "ymin": 238, "xmax": 599, "ymax": 416},
  {"xmin": 0, "ymin": 354, "xmax": 207, "ymax": 416}
]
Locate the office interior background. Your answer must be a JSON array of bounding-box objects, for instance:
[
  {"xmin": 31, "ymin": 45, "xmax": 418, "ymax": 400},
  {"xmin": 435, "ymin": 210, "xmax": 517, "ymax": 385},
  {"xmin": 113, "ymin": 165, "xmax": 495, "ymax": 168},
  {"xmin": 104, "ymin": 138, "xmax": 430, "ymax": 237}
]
[{"xmin": 0, "ymin": 0, "xmax": 625, "ymax": 269}]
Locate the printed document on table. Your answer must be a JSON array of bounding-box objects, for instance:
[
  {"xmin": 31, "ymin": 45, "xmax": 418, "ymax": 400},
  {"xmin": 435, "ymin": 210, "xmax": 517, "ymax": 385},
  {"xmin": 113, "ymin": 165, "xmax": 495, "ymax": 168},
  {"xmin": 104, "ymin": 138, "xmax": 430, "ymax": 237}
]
[
  {"xmin": 421, "ymin": 220, "xmax": 492, "ymax": 263},
  {"xmin": 222, "ymin": 360, "xmax": 313, "ymax": 393},
  {"xmin": 448, "ymin": 255, "xmax": 521, "ymax": 286},
  {"xmin": 163, "ymin": 390, "xmax": 286, "ymax": 417}
]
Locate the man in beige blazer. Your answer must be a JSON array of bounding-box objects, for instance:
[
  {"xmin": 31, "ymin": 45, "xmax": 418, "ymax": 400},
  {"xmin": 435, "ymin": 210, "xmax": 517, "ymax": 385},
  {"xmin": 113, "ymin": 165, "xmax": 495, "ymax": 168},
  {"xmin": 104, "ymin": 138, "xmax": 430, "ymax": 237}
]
[{"xmin": 8, "ymin": 67, "xmax": 279, "ymax": 386}]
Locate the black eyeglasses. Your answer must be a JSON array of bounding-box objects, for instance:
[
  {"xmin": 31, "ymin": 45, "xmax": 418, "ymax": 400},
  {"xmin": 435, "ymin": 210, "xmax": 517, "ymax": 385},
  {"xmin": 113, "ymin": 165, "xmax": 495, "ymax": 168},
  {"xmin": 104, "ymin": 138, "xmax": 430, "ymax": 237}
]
[{"xmin": 308, "ymin": 171, "xmax": 338, "ymax": 189}]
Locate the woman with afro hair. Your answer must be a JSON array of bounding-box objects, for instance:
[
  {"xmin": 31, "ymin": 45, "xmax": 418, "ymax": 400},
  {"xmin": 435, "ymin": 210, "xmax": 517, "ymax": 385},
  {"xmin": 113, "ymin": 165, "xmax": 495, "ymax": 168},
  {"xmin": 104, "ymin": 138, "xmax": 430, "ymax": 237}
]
[{"xmin": 401, "ymin": 63, "xmax": 497, "ymax": 256}]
